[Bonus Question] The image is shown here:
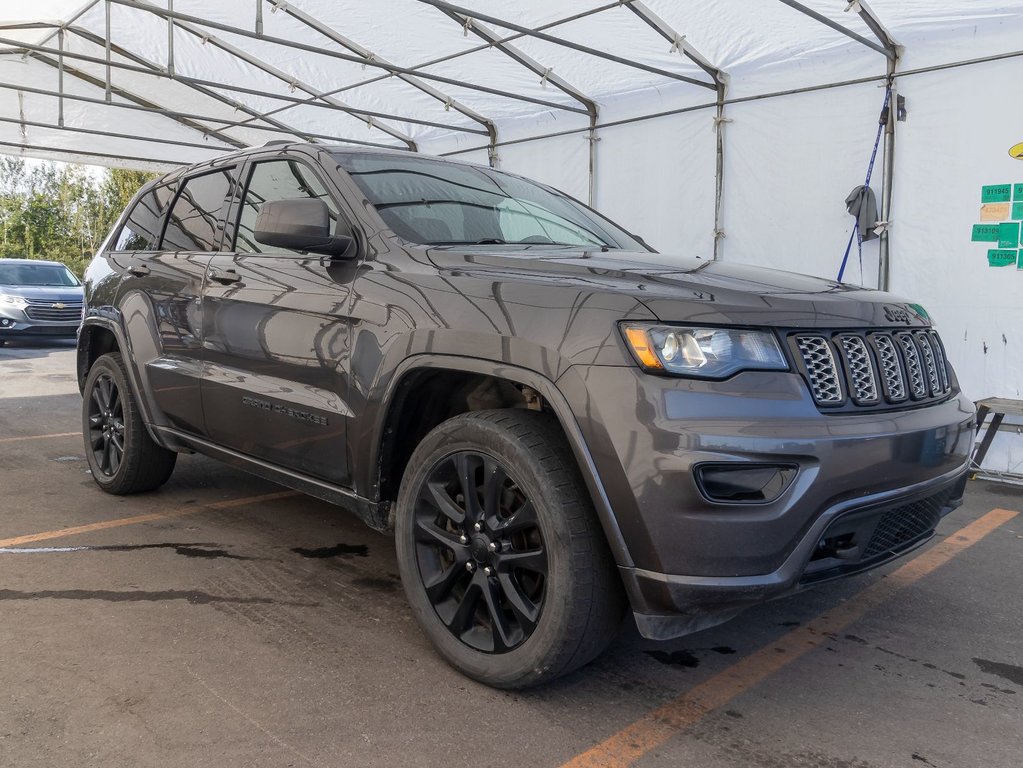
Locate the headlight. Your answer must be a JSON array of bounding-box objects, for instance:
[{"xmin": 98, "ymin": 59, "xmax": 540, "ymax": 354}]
[
  {"xmin": 0, "ymin": 293, "xmax": 29, "ymax": 309},
  {"xmin": 620, "ymin": 323, "xmax": 788, "ymax": 378}
]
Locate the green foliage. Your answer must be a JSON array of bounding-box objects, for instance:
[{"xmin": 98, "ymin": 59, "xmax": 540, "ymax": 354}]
[{"xmin": 0, "ymin": 160, "xmax": 157, "ymax": 277}]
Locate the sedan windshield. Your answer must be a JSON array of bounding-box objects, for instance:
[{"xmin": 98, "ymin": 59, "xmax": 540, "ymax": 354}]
[
  {"xmin": 334, "ymin": 153, "xmax": 648, "ymax": 251},
  {"xmin": 0, "ymin": 262, "xmax": 80, "ymax": 287}
]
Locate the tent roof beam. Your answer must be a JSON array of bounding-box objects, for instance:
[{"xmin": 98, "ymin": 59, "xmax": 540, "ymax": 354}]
[
  {"xmin": 268, "ymin": 0, "xmax": 497, "ymax": 145},
  {"xmin": 2, "ymin": 29, "xmax": 489, "ymax": 138},
  {"xmin": 625, "ymin": 1, "xmax": 726, "ymax": 85},
  {"xmin": 107, "ymin": 0, "xmax": 588, "ymax": 116},
  {"xmin": 853, "ymin": 0, "xmax": 900, "ymax": 58},
  {"xmin": 29, "ymin": 53, "xmax": 250, "ymax": 149},
  {"xmin": 0, "ymin": 113, "xmax": 235, "ymax": 153},
  {"xmin": 0, "ymin": 79, "xmax": 406, "ymax": 149},
  {"xmin": 222, "ymin": 1, "xmax": 624, "ymax": 138},
  {"xmin": 66, "ymin": 26, "xmax": 327, "ymax": 144},
  {"xmin": 112, "ymin": 1, "xmax": 418, "ymax": 151},
  {"xmin": 418, "ymin": 0, "xmax": 718, "ymax": 90},
  {"xmin": 774, "ymin": 0, "xmax": 894, "ymax": 59},
  {"xmin": 436, "ymin": 8, "xmax": 597, "ymax": 119}
]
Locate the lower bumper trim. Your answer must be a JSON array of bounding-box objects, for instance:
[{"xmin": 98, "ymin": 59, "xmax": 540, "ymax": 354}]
[{"xmin": 623, "ymin": 464, "xmax": 969, "ymax": 640}]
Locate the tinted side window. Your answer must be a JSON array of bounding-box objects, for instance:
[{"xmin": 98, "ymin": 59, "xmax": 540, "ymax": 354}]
[
  {"xmin": 112, "ymin": 183, "xmax": 175, "ymax": 251},
  {"xmin": 160, "ymin": 168, "xmax": 235, "ymax": 252},
  {"xmin": 235, "ymin": 160, "xmax": 341, "ymax": 254}
]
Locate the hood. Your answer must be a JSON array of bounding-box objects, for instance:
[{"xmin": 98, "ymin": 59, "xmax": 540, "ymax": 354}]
[
  {"xmin": 426, "ymin": 247, "xmax": 931, "ymax": 329},
  {"xmin": 0, "ymin": 283, "xmax": 85, "ymax": 303}
]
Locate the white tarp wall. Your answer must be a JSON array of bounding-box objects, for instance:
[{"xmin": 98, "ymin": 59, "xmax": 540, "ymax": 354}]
[{"xmin": 2, "ymin": 1, "xmax": 1023, "ymax": 473}]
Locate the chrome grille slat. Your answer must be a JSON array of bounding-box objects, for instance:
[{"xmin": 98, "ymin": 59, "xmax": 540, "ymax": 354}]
[
  {"xmin": 796, "ymin": 329, "xmax": 951, "ymax": 409},
  {"xmin": 795, "ymin": 336, "xmax": 843, "ymax": 404},
  {"xmin": 927, "ymin": 330, "xmax": 950, "ymax": 392},
  {"xmin": 871, "ymin": 334, "xmax": 907, "ymax": 402},
  {"xmin": 914, "ymin": 332, "xmax": 941, "ymax": 395},
  {"xmin": 895, "ymin": 332, "xmax": 927, "ymax": 399},
  {"xmin": 837, "ymin": 335, "xmax": 879, "ymax": 404}
]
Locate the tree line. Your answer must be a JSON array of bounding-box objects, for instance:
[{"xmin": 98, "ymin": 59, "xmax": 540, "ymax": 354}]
[{"xmin": 0, "ymin": 157, "xmax": 154, "ymax": 277}]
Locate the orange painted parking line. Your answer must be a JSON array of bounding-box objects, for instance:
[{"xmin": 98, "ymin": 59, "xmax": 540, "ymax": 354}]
[
  {"xmin": 0, "ymin": 490, "xmax": 300, "ymax": 548},
  {"xmin": 0, "ymin": 431, "xmax": 79, "ymax": 444},
  {"xmin": 562, "ymin": 507, "xmax": 1019, "ymax": 768}
]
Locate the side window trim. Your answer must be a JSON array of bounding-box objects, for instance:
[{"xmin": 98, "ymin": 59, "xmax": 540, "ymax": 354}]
[
  {"xmin": 110, "ymin": 179, "xmax": 178, "ymax": 253},
  {"xmin": 158, "ymin": 165, "xmax": 238, "ymax": 253}
]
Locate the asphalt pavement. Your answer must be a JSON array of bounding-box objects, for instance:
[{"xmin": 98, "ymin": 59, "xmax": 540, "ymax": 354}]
[{"xmin": 1, "ymin": 339, "xmax": 1020, "ymax": 768}]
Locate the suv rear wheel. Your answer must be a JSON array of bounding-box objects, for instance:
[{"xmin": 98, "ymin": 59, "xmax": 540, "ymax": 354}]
[
  {"xmin": 82, "ymin": 352, "xmax": 177, "ymax": 494},
  {"xmin": 395, "ymin": 409, "xmax": 624, "ymax": 688}
]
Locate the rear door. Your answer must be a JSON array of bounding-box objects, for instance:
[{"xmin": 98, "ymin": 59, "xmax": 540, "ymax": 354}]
[
  {"xmin": 200, "ymin": 153, "xmax": 360, "ymax": 486},
  {"xmin": 125, "ymin": 164, "xmax": 239, "ymax": 435}
]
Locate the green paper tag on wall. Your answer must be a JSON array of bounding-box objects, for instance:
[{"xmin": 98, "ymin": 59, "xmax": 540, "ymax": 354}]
[
  {"xmin": 972, "ymin": 224, "xmax": 1001, "ymax": 241},
  {"xmin": 988, "ymin": 249, "xmax": 1017, "ymax": 267},
  {"xmin": 982, "ymin": 184, "xmax": 1013, "ymax": 203},
  {"xmin": 1014, "ymin": 183, "xmax": 1023, "ymax": 200},
  {"xmin": 998, "ymin": 221, "xmax": 1021, "ymax": 248},
  {"xmin": 1013, "ymin": 202, "xmax": 1023, "ymax": 220}
]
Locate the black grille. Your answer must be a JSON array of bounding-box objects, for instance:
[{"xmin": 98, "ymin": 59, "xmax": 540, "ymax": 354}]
[
  {"xmin": 791, "ymin": 329, "xmax": 952, "ymax": 410},
  {"xmin": 24, "ymin": 304, "xmax": 82, "ymax": 322},
  {"xmin": 862, "ymin": 496, "xmax": 945, "ymax": 559},
  {"xmin": 802, "ymin": 480, "xmax": 964, "ymax": 585}
]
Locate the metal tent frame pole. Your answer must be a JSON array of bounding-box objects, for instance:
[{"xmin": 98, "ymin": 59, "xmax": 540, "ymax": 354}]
[
  {"xmin": 777, "ymin": 0, "xmax": 900, "ymax": 288},
  {"xmin": 624, "ymin": 1, "xmax": 727, "ymax": 257},
  {"xmin": 433, "ymin": 6, "xmax": 597, "ymax": 191},
  {"xmin": 107, "ymin": 0, "xmax": 590, "ymax": 116},
  {"xmin": 267, "ymin": 0, "xmax": 500, "ymax": 165}
]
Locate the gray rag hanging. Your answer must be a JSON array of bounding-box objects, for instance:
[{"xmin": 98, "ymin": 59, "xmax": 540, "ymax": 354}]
[{"xmin": 845, "ymin": 185, "xmax": 879, "ymax": 241}]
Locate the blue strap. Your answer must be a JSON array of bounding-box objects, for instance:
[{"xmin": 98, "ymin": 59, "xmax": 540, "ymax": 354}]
[{"xmin": 837, "ymin": 84, "xmax": 892, "ymax": 283}]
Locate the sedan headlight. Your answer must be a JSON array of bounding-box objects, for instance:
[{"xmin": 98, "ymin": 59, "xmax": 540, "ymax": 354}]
[
  {"xmin": 620, "ymin": 323, "xmax": 788, "ymax": 378},
  {"xmin": 0, "ymin": 293, "xmax": 29, "ymax": 309}
]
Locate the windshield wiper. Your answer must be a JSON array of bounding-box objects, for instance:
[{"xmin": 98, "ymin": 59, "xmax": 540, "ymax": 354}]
[{"xmin": 425, "ymin": 238, "xmax": 507, "ymax": 245}]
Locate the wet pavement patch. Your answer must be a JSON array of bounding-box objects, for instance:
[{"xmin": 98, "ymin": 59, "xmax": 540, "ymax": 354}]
[
  {"xmin": 0, "ymin": 589, "xmax": 319, "ymax": 606},
  {"xmin": 0, "ymin": 542, "xmax": 255, "ymax": 560},
  {"xmin": 291, "ymin": 542, "xmax": 368, "ymax": 559},
  {"xmin": 645, "ymin": 646, "xmax": 738, "ymax": 669},
  {"xmin": 973, "ymin": 658, "xmax": 1023, "ymax": 687}
]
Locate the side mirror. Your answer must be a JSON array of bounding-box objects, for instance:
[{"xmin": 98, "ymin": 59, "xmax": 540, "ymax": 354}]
[{"xmin": 254, "ymin": 198, "xmax": 354, "ymax": 257}]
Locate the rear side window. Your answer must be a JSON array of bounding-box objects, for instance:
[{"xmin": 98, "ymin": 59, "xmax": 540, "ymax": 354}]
[
  {"xmin": 234, "ymin": 159, "xmax": 342, "ymax": 254},
  {"xmin": 112, "ymin": 183, "xmax": 175, "ymax": 251},
  {"xmin": 160, "ymin": 168, "xmax": 235, "ymax": 252}
]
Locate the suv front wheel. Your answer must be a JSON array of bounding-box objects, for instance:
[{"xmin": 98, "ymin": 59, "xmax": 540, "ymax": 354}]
[
  {"xmin": 395, "ymin": 409, "xmax": 624, "ymax": 688},
  {"xmin": 82, "ymin": 352, "xmax": 177, "ymax": 494}
]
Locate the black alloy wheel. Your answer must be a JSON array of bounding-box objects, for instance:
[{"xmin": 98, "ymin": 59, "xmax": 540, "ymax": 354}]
[
  {"xmin": 395, "ymin": 409, "xmax": 625, "ymax": 689},
  {"xmin": 86, "ymin": 371, "xmax": 126, "ymax": 477},
  {"xmin": 81, "ymin": 352, "xmax": 177, "ymax": 494},
  {"xmin": 414, "ymin": 450, "xmax": 547, "ymax": 653}
]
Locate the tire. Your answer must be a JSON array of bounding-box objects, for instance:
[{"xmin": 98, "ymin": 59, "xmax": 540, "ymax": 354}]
[
  {"xmin": 395, "ymin": 409, "xmax": 625, "ymax": 688},
  {"xmin": 82, "ymin": 351, "xmax": 176, "ymax": 494}
]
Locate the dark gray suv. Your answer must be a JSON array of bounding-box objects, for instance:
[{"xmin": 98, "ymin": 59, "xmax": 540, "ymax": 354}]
[{"xmin": 77, "ymin": 143, "xmax": 975, "ymax": 688}]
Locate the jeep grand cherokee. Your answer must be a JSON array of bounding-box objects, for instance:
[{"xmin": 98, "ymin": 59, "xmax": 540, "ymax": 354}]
[{"xmin": 77, "ymin": 143, "xmax": 975, "ymax": 688}]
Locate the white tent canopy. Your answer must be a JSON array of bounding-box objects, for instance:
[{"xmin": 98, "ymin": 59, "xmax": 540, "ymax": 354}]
[{"xmin": 3, "ymin": 1, "xmax": 1023, "ymax": 473}]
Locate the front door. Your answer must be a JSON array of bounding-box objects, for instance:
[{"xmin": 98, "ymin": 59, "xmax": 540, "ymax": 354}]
[{"xmin": 200, "ymin": 157, "xmax": 359, "ymax": 486}]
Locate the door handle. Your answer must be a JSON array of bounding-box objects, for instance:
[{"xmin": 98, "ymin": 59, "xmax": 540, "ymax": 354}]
[
  {"xmin": 127, "ymin": 263, "xmax": 150, "ymax": 277},
  {"xmin": 208, "ymin": 268, "xmax": 241, "ymax": 285}
]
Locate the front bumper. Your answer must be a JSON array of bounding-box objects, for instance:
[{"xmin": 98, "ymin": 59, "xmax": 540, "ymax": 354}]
[
  {"xmin": 557, "ymin": 364, "xmax": 976, "ymax": 639},
  {"xmin": 0, "ymin": 306, "xmax": 80, "ymax": 339}
]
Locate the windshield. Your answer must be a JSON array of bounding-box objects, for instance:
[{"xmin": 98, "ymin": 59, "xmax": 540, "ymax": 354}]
[
  {"xmin": 0, "ymin": 262, "xmax": 80, "ymax": 287},
  {"xmin": 334, "ymin": 153, "xmax": 649, "ymax": 251}
]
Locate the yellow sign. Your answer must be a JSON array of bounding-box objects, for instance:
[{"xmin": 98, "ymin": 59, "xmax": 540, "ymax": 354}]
[
  {"xmin": 980, "ymin": 202, "xmax": 1011, "ymax": 221},
  {"xmin": 1011, "ymin": 141, "xmax": 1023, "ymax": 160}
]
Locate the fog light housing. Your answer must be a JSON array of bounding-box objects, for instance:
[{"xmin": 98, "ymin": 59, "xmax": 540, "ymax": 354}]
[
  {"xmin": 695, "ymin": 463, "xmax": 797, "ymax": 504},
  {"xmin": 0, "ymin": 318, "xmax": 12, "ymax": 327}
]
